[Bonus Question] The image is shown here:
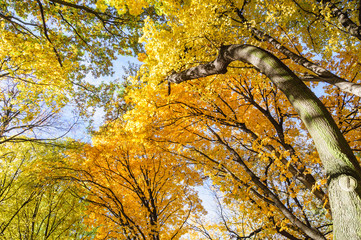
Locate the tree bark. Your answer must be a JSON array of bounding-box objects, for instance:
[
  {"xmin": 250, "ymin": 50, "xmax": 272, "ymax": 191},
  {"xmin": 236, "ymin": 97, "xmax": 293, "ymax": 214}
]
[
  {"xmin": 318, "ymin": 0, "xmax": 361, "ymax": 40},
  {"xmin": 236, "ymin": 11, "xmax": 361, "ymax": 97},
  {"xmin": 167, "ymin": 44, "xmax": 361, "ymax": 239}
]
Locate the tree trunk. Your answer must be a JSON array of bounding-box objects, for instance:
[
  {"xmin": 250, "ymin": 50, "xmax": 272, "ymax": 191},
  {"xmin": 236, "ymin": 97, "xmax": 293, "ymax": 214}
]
[{"xmin": 167, "ymin": 44, "xmax": 361, "ymax": 239}]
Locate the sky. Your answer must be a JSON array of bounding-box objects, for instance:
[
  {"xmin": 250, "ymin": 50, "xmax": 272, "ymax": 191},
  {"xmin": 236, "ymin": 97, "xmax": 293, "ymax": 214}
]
[{"xmin": 65, "ymin": 55, "xmax": 139, "ymax": 142}]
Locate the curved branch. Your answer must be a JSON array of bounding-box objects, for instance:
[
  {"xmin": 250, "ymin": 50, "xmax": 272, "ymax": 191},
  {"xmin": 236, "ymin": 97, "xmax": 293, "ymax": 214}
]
[
  {"xmin": 49, "ymin": 0, "xmax": 126, "ymax": 25},
  {"xmin": 167, "ymin": 44, "xmax": 360, "ymax": 171},
  {"xmin": 36, "ymin": 0, "xmax": 63, "ymax": 67}
]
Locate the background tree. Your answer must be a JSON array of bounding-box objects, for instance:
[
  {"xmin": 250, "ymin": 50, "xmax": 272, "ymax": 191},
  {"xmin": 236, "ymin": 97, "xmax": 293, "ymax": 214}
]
[
  {"xmin": 61, "ymin": 123, "xmax": 204, "ymax": 240},
  {"xmin": 0, "ymin": 0, "xmax": 163, "ymax": 143},
  {"xmin": 0, "ymin": 3, "xmax": 159, "ymax": 238},
  {"xmin": 0, "ymin": 142, "xmax": 89, "ymax": 239}
]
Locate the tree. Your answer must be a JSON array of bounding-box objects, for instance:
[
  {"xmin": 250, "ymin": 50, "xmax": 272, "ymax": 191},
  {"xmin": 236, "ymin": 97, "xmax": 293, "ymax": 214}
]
[
  {"xmin": 112, "ymin": 0, "xmax": 361, "ymax": 239},
  {"xmin": 62, "ymin": 123, "xmax": 204, "ymax": 240},
  {"xmin": 0, "ymin": 142, "xmax": 89, "ymax": 239},
  {"xmin": 0, "ymin": 2, "xmax": 167, "ymax": 239},
  {"xmin": 0, "ymin": 0, "xmax": 162, "ymax": 144}
]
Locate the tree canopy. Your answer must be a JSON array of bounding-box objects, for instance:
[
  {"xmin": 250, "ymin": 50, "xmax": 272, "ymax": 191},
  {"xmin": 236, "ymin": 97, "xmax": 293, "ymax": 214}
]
[{"xmin": 1, "ymin": 0, "xmax": 361, "ymax": 239}]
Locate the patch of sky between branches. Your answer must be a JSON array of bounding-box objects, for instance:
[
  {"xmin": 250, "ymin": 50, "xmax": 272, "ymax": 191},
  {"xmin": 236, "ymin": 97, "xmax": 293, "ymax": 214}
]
[
  {"xmin": 312, "ymin": 82, "xmax": 327, "ymax": 98},
  {"xmin": 66, "ymin": 55, "xmax": 140, "ymax": 142}
]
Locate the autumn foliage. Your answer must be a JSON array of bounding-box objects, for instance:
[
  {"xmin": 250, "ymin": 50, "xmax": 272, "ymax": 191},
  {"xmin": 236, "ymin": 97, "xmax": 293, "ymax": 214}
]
[
  {"xmin": 1, "ymin": 0, "xmax": 361, "ymax": 239},
  {"xmin": 65, "ymin": 124, "xmax": 204, "ymax": 239}
]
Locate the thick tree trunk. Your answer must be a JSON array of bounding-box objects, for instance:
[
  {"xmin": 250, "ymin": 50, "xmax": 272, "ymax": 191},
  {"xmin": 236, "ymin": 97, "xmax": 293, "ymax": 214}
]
[{"xmin": 167, "ymin": 44, "xmax": 361, "ymax": 239}]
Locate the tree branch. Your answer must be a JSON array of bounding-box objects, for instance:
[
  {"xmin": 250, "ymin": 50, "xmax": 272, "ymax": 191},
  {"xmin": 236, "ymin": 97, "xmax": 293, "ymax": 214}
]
[
  {"xmin": 235, "ymin": 10, "xmax": 361, "ymax": 97},
  {"xmin": 317, "ymin": 0, "xmax": 361, "ymax": 40}
]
